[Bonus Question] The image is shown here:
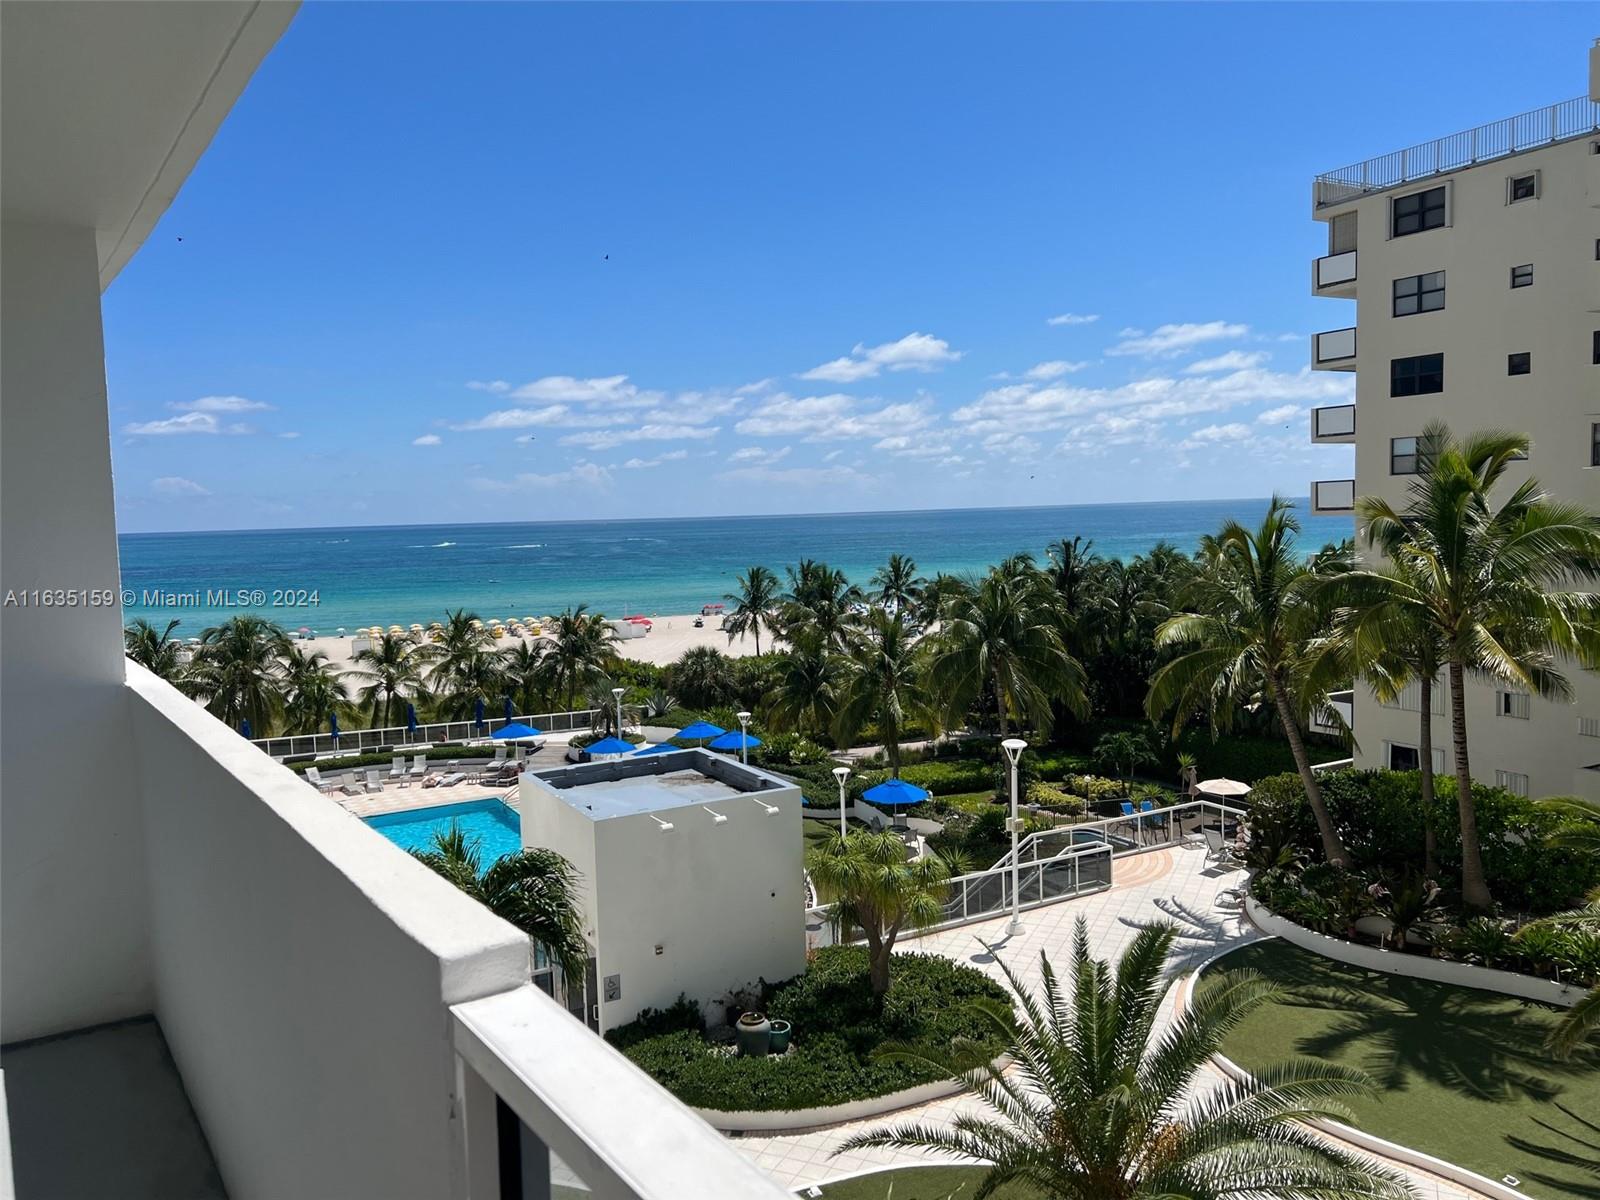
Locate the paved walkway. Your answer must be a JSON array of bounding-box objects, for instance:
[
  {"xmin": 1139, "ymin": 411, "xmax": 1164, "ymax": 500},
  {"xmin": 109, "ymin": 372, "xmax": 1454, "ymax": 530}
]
[{"xmin": 736, "ymin": 843, "xmax": 1484, "ymax": 1200}]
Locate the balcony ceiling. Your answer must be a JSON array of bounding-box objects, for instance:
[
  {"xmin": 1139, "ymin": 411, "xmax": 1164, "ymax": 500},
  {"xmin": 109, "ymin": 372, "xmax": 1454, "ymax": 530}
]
[{"xmin": 0, "ymin": 0, "xmax": 297, "ymax": 290}]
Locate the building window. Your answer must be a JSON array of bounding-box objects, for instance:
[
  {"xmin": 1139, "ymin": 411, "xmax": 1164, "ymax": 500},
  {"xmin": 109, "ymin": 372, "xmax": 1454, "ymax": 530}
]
[
  {"xmin": 1495, "ymin": 770, "xmax": 1530, "ymax": 797},
  {"xmin": 1393, "ymin": 271, "xmax": 1445, "ymax": 316},
  {"xmin": 1507, "ymin": 172, "xmax": 1538, "ymax": 203},
  {"xmin": 1580, "ymin": 715, "xmax": 1600, "ymax": 738},
  {"xmin": 1387, "ymin": 743, "xmax": 1420, "ymax": 772},
  {"xmin": 1594, "ymin": 331, "xmax": 1600, "ymax": 365},
  {"xmin": 1392, "ymin": 186, "xmax": 1447, "ymax": 237},
  {"xmin": 1391, "ymin": 436, "xmax": 1424, "ymax": 475},
  {"xmin": 1592, "ymin": 422, "xmax": 1600, "ymax": 467},
  {"xmin": 1508, "ymin": 352, "xmax": 1531, "ymax": 376},
  {"xmin": 1496, "ymin": 690, "xmax": 1531, "ymax": 720},
  {"xmin": 1510, "ymin": 264, "xmax": 1533, "ymax": 288},
  {"xmin": 1391, "ymin": 353, "xmax": 1443, "ymax": 396},
  {"xmin": 1329, "ymin": 211, "xmax": 1357, "ymax": 255}
]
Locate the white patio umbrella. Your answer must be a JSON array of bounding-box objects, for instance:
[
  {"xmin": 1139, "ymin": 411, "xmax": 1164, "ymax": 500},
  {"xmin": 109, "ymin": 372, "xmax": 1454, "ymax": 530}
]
[{"xmin": 1196, "ymin": 777, "xmax": 1252, "ymax": 798}]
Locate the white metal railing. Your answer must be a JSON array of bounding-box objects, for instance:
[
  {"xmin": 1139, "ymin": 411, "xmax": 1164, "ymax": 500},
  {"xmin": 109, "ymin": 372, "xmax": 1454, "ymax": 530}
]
[
  {"xmin": 1313, "ymin": 479, "xmax": 1356, "ymax": 513},
  {"xmin": 252, "ymin": 709, "xmax": 601, "ymax": 758},
  {"xmin": 994, "ymin": 798, "xmax": 1248, "ymax": 872},
  {"xmin": 1311, "ymin": 689, "xmax": 1354, "ymax": 735},
  {"xmin": 1314, "ymin": 250, "xmax": 1357, "ymax": 288},
  {"xmin": 1312, "ymin": 404, "xmax": 1356, "ymax": 439},
  {"xmin": 1311, "ymin": 758, "xmax": 1354, "ymax": 773},
  {"xmin": 1314, "ymin": 95, "xmax": 1600, "ymax": 208},
  {"xmin": 1579, "ymin": 715, "xmax": 1600, "ymax": 738},
  {"xmin": 1313, "ymin": 327, "xmax": 1356, "ymax": 364}
]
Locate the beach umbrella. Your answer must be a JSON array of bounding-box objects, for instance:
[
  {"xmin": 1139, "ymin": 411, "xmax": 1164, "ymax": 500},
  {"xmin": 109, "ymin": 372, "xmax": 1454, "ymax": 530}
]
[
  {"xmin": 863, "ymin": 777, "xmax": 929, "ymax": 824},
  {"xmin": 474, "ymin": 697, "xmax": 485, "ymax": 732},
  {"xmin": 493, "ymin": 722, "xmax": 543, "ymax": 741},
  {"xmin": 406, "ymin": 703, "xmax": 418, "ymax": 740},
  {"xmin": 1196, "ymin": 778, "xmax": 1252, "ymax": 799},
  {"xmin": 584, "ymin": 736, "xmax": 636, "ymax": 757},
  {"xmin": 329, "ymin": 711, "xmax": 340, "ymax": 746},
  {"xmin": 708, "ymin": 730, "xmax": 761, "ymax": 753},
  {"xmin": 239, "ymin": 718, "xmax": 252, "ymax": 738},
  {"xmin": 674, "ymin": 721, "xmax": 725, "ymax": 746},
  {"xmin": 633, "ymin": 743, "xmax": 680, "ymax": 756}
]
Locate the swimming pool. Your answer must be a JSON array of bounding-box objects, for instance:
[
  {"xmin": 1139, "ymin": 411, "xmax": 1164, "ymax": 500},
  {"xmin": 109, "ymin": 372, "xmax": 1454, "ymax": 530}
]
[{"xmin": 364, "ymin": 797, "xmax": 522, "ymax": 866}]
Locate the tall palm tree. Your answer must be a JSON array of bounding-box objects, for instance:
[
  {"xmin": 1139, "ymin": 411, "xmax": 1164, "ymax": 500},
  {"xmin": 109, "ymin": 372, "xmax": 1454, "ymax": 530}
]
[
  {"xmin": 187, "ymin": 615, "xmax": 290, "ymax": 734},
  {"xmin": 124, "ymin": 617, "xmax": 186, "ymax": 682},
  {"xmin": 411, "ymin": 824, "xmax": 588, "ymax": 981},
  {"xmin": 347, "ymin": 632, "xmax": 423, "ymax": 728},
  {"xmin": 1147, "ymin": 497, "xmax": 1351, "ymax": 867},
  {"xmin": 280, "ymin": 644, "xmax": 350, "ymax": 735},
  {"xmin": 781, "ymin": 559, "xmax": 863, "ymax": 650},
  {"xmin": 806, "ymin": 829, "xmax": 952, "ymax": 998},
  {"xmin": 1045, "ymin": 535, "xmax": 1099, "ymax": 617},
  {"xmin": 1334, "ymin": 424, "xmax": 1600, "ymax": 909},
  {"xmin": 870, "ymin": 553, "xmax": 925, "ymax": 619},
  {"xmin": 926, "ymin": 560, "xmax": 1088, "ymax": 737},
  {"xmin": 834, "ymin": 610, "xmax": 924, "ymax": 773},
  {"xmin": 499, "ymin": 639, "xmax": 547, "ymax": 716},
  {"xmin": 764, "ymin": 641, "xmax": 842, "ymax": 738},
  {"xmin": 722, "ymin": 565, "xmax": 781, "ymax": 655},
  {"xmin": 842, "ymin": 918, "xmax": 1412, "ymax": 1200},
  {"xmin": 540, "ymin": 605, "xmax": 619, "ymax": 710},
  {"xmin": 435, "ymin": 650, "xmax": 507, "ymax": 723}
]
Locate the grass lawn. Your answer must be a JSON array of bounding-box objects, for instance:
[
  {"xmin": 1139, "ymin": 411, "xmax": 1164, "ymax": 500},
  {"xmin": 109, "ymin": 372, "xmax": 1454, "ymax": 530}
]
[
  {"xmin": 815, "ymin": 1165, "xmax": 1039, "ymax": 1199},
  {"xmin": 1216, "ymin": 941, "xmax": 1600, "ymax": 1200}
]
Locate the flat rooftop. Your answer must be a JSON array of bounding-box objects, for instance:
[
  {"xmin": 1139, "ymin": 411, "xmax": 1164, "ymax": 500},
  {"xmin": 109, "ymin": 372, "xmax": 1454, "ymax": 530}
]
[{"xmin": 527, "ymin": 750, "xmax": 785, "ymax": 822}]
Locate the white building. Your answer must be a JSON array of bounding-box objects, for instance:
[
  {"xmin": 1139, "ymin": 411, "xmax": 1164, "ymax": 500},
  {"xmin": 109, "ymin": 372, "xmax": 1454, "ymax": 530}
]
[
  {"xmin": 1306, "ymin": 45, "xmax": 1600, "ymax": 803},
  {"xmin": 0, "ymin": 6, "xmax": 789, "ymax": 1198},
  {"xmin": 521, "ymin": 752, "xmax": 806, "ymax": 1036}
]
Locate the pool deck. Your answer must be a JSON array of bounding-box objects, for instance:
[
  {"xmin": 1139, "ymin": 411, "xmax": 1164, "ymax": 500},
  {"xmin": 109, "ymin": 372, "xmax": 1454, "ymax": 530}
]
[{"xmin": 330, "ymin": 741, "xmax": 571, "ymax": 817}]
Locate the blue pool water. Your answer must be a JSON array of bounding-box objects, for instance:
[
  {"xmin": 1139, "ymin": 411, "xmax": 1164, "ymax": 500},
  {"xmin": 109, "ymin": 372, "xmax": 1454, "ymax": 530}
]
[{"xmin": 364, "ymin": 797, "xmax": 522, "ymax": 866}]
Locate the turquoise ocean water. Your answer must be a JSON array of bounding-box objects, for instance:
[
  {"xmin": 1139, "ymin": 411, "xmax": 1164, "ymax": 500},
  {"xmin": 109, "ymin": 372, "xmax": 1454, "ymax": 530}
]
[{"xmin": 117, "ymin": 499, "xmax": 1352, "ymax": 636}]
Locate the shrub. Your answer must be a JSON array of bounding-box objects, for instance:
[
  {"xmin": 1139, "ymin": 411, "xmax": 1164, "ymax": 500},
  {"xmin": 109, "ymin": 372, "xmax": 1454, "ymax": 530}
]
[
  {"xmin": 1026, "ymin": 781, "xmax": 1086, "ymax": 816},
  {"xmin": 604, "ymin": 994, "xmax": 704, "ymax": 1052},
  {"xmin": 608, "ymin": 946, "xmax": 1009, "ymax": 1111},
  {"xmin": 569, "ymin": 730, "xmax": 645, "ymax": 750},
  {"xmin": 758, "ymin": 733, "xmax": 828, "ymax": 767}
]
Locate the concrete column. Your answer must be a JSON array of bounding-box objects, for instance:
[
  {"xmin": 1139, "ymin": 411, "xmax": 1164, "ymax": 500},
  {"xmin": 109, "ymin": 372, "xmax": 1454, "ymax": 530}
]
[{"xmin": 0, "ymin": 219, "xmax": 151, "ymax": 1040}]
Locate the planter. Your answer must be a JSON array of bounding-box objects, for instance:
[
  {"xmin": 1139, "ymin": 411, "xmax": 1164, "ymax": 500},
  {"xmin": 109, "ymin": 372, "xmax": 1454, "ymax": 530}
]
[
  {"xmin": 768, "ymin": 1018, "xmax": 792, "ymax": 1053},
  {"xmin": 735, "ymin": 1012, "xmax": 772, "ymax": 1058}
]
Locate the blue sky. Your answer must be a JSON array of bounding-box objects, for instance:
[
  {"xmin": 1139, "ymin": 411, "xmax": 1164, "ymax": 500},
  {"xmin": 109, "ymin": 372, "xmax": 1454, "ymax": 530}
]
[{"xmin": 104, "ymin": 2, "xmax": 1595, "ymax": 532}]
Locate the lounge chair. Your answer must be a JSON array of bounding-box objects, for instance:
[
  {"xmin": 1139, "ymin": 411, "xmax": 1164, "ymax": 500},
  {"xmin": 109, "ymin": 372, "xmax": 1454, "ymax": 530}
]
[
  {"xmin": 408, "ymin": 754, "xmax": 427, "ymax": 779},
  {"xmin": 436, "ymin": 771, "xmax": 466, "ymax": 787},
  {"xmin": 1202, "ymin": 826, "xmax": 1236, "ymax": 866},
  {"xmin": 1119, "ymin": 800, "xmax": 1136, "ymax": 817},
  {"xmin": 305, "ymin": 766, "xmax": 335, "ymax": 794},
  {"xmin": 387, "ymin": 755, "xmax": 406, "ymax": 782},
  {"xmin": 364, "ymin": 769, "xmax": 383, "ymax": 794},
  {"xmin": 339, "ymin": 773, "xmax": 363, "ymax": 797},
  {"xmin": 488, "ymin": 745, "xmax": 508, "ymax": 766}
]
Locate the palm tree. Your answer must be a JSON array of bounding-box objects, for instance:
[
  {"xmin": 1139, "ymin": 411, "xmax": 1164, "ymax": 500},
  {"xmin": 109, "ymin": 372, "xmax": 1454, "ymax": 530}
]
[
  {"xmin": 765, "ymin": 642, "xmax": 842, "ymax": 738},
  {"xmin": 1045, "ymin": 535, "xmax": 1099, "ymax": 616},
  {"xmin": 841, "ymin": 918, "xmax": 1413, "ymax": 1200},
  {"xmin": 124, "ymin": 617, "xmax": 186, "ymax": 682},
  {"xmin": 540, "ymin": 605, "xmax": 619, "ymax": 710},
  {"xmin": 870, "ymin": 554, "xmax": 924, "ymax": 619},
  {"xmin": 280, "ymin": 644, "xmax": 350, "ymax": 735},
  {"xmin": 806, "ymin": 829, "xmax": 952, "ymax": 999},
  {"xmin": 1147, "ymin": 497, "xmax": 1352, "ymax": 867},
  {"xmin": 420, "ymin": 608, "xmax": 494, "ymax": 697},
  {"xmin": 781, "ymin": 559, "xmax": 863, "ymax": 650},
  {"xmin": 926, "ymin": 559, "xmax": 1088, "ymax": 737},
  {"xmin": 722, "ymin": 565, "xmax": 781, "ymax": 655},
  {"xmin": 347, "ymin": 632, "xmax": 423, "ymax": 728},
  {"xmin": 834, "ymin": 609, "xmax": 923, "ymax": 772},
  {"xmin": 436, "ymin": 650, "xmax": 507, "ymax": 723},
  {"xmin": 410, "ymin": 824, "xmax": 587, "ymax": 981},
  {"xmin": 499, "ymin": 639, "xmax": 546, "ymax": 716},
  {"xmin": 1333, "ymin": 424, "xmax": 1600, "ymax": 908},
  {"xmin": 666, "ymin": 644, "xmax": 736, "ymax": 710},
  {"xmin": 186, "ymin": 615, "xmax": 289, "ymax": 733}
]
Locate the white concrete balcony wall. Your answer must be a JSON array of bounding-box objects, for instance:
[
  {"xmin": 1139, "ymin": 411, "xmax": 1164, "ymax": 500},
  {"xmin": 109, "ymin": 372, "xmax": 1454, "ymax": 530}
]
[
  {"xmin": 1313, "ymin": 249, "xmax": 1358, "ymax": 295},
  {"xmin": 1311, "ymin": 403, "xmax": 1357, "ymax": 442},
  {"xmin": 1312, "ymin": 326, "xmax": 1357, "ymax": 368},
  {"xmin": 1312, "ymin": 478, "xmax": 1357, "ymax": 513},
  {"xmin": 126, "ymin": 664, "xmax": 532, "ymax": 1200}
]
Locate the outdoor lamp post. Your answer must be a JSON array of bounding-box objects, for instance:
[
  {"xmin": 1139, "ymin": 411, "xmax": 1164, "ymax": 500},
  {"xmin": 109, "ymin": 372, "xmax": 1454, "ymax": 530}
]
[
  {"xmin": 831, "ymin": 765, "xmax": 850, "ymax": 840},
  {"xmin": 736, "ymin": 711, "xmax": 752, "ymax": 765},
  {"xmin": 611, "ymin": 686, "xmax": 624, "ymax": 737},
  {"xmin": 1002, "ymin": 737, "xmax": 1028, "ymax": 937}
]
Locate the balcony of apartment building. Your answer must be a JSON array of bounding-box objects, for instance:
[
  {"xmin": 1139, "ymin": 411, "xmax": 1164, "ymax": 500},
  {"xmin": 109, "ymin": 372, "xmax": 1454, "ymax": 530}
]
[
  {"xmin": 1310, "ymin": 689, "xmax": 1354, "ymax": 738},
  {"xmin": 1310, "ymin": 478, "xmax": 1357, "ymax": 515},
  {"xmin": 0, "ymin": 6, "xmax": 791, "ymax": 1199},
  {"xmin": 1309, "ymin": 403, "xmax": 1356, "ymax": 445},
  {"xmin": 1311, "ymin": 326, "xmax": 1357, "ymax": 371}
]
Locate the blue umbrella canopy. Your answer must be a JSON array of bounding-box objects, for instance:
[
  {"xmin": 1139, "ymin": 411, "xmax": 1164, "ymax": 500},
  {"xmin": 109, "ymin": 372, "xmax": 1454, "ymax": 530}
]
[
  {"xmin": 863, "ymin": 778, "xmax": 930, "ymax": 808},
  {"xmin": 585, "ymin": 736, "xmax": 637, "ymax": 756},
  {"xmin": 239, "ymin": 717, "xmax": 252, "ymax": 738},
  {"xmin": 674, "ymin": 721, "xmax": 725, "ymax": 741},
  {"xmin": 493, "ymin": 722, "xmax": 543, "ymax": 741},
  {"xmin": 708, "ymin": 730, "xmax": 761, "ymax": 752},
  {"xmin": 633, "ymin": 742, "xmax": 681, "ymax": 756},
  {"xmin": 329, "ymin": 712, "xmax": 340, "ymax": 742},
  {"xmin": 406, "ymin": 703, "xmax": 418, "ymax": 732}
]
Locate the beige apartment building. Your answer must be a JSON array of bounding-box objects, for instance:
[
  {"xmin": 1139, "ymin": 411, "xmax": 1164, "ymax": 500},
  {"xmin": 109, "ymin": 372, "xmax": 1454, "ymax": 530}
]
[{"xmin": 1306, "ymin": 44, "xmax": 1600, "ymax": 803}]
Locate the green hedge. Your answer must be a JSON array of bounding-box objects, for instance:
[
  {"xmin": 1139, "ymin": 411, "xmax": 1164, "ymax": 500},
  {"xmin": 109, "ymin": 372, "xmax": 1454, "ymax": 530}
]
[{"xmin": 607, "ymin": 946, "xmax": 1009, "ymax": 1112}]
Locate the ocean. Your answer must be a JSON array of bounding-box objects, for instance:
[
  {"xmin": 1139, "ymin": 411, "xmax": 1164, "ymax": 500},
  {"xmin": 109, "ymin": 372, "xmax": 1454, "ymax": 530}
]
[{"xmin": 117, "ymin": 499, "xmax": 1352, "ymax": 636}]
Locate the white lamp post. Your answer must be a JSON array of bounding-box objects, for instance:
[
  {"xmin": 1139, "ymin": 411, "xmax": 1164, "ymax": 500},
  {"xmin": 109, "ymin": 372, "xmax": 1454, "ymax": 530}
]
[
  {"xmin": 736, "ymin": 710, "xmax": 752, "ymax": 765},
  {"xmin": 611, "ymin": 687, "xmax": 625, "ymax": 738},
  {"xmin": 1002, "ymin": 737, "xmax": 1028, "ymax": 937},
  {"xmin": 831, "ymin": 765, "xmax": 851, "ymax": 840}
]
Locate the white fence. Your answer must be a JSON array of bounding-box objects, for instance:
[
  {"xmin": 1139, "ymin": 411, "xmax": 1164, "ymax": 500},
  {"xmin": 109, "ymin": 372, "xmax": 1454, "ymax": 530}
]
[
  {"xmin": 252, "ymin": 709, "xmax": 602, "ymax": 759},
  {"xmin": 994, "ymin": 797, "xmax": 1248, "ymax": 871}
]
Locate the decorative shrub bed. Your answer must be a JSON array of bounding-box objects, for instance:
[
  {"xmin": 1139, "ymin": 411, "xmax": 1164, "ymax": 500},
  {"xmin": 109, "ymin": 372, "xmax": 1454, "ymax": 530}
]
[{"xmin": 604, "ymin": 946, "xmax": 1010, "ymax": 1112}]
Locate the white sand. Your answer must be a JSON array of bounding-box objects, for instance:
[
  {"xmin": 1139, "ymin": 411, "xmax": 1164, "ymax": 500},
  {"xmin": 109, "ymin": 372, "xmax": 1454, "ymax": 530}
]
[{"xmin": 299, "ymin": 613, "xmax": 760, "ymax": 672}]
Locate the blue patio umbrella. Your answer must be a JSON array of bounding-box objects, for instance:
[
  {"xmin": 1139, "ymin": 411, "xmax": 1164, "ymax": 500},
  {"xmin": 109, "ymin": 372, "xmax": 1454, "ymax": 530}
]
[
  {"xmin": 708, "ymin": 730, "xmax": 761, "ymax": 753},
  {"xmin": 329, "ymin": 711, "xmax": 340, "ymax": 746},
  {"xmin": 239, "ymin": 717, "xmax": 252, "ymax": 739},
  {"xmin": 674, "ymin": 721, "xmax": 725, "ymax": 746},
  {"xmin": 633, "ymin": 742, "xmax": 680, "ymax": 756},
  {"xmin": 493, "ymin": 722, "xmax": 543, "ymax": 741},
  {"xmin": 406, "ymin": 703, "xmax": 418, "ymax": 740},
  {"xmin": 474, "ymin": 697, "xmax": 486, "ymax": 731},
  {"xmin": 863, "ymin": 777, "xmax": 930, "ymax": 824},
  {"xmin": 584, "ymin": 736, "xmax": 636, "ymax": 756},
  {"xmin": 503, "ymin": 696, "xmax": 515, "ymax": 723}
]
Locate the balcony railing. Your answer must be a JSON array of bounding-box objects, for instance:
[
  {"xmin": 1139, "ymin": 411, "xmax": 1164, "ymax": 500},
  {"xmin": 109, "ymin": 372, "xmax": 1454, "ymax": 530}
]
[
  {"xmin": 1311, "ymin": 404, "xmax": 1356, "ymax": 442},
  {"xmin": 1313, "ymin": 249, "xmax": 1357, "ymax": 292},
  {"xmin": 1314, "ymin": 95, "xmax": 1600, "ymax": 208},
  {"xmin": 1312, "ymin": 479, "xmax": 1356, "ymax": 514},
  {"xmin": 251, "ymin": 708, "xmax": 602, "ymax": 759},
  {"xmin": 1313, "ymin": 327, "xmax": 1356, "ymax": 369},
  {"xmin": 1311, "ymin": 689, "xmax": 1354, "ymax": 736}
]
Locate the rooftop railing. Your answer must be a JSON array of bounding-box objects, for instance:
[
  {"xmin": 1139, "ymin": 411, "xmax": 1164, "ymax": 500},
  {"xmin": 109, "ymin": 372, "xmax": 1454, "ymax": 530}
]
[
  {"xmin": 1314, "ymin": 95, "xmax": 1600, "ymax": 208},
  {"xmin": 252, "ymin": 708, "xmax": 602, "ymax": 759}
]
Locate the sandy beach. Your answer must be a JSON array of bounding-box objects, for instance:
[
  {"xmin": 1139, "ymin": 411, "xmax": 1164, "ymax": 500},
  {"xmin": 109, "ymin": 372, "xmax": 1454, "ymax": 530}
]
[{"xmin": 299, "ymin": 613, "xmax": 761, "ymax": 671}]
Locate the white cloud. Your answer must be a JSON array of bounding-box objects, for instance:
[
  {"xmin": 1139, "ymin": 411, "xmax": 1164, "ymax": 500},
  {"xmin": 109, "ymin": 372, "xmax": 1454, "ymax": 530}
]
[
  {"xmin": 278, "ymin": 431, "xmax": 301, "ymax": 439},
  {"xmin": 1024, "ymin": 360, "xmax": 1089, "ymax": 381},
  {"xmin": 560, "ymin": 424, "xmax": 719, "ymax": 451},
  {"xmin": 451, "ymin": 405, "xmax": 575, "ymax": 431},
  {"xmin": 1257, "ymin": 404, "xmax": 1303, "ymax": 425},
  {"xmin": 469, "ymin": 461, "xmax": 612, "ymax": 492},
  {"xmin": 123, "ymin": 412, "xmax": 252, "ymax": 436},
  {"xmin": 622, "ymin": 450, "xmax": 690, "ymax": 469},
  {"xmin": 717, "ymin": 464, "xmax": 869, "ymax": 488},
  {"xmin": 1046, "ymin": 313, "xmax": 1099, "ymax": 326},
  {"xmin": 507, "ymin": 374, "xmax": 657, "ymax": 406},
  {"xmin": 727, "ymin": 445, "xmax": 792, "ymax": 465},
  {"xmin": 798, "ymin": 332, "xmax": 961, "ymax": 382},
  {"xmin": 1186, "ymin": 422, "xmax": 1252, "ymax": 444},
  {"xmin": 151, "ymin": 476, "xmax": 210, "ymax": 496},
  {"xmin": 466, "ymin": 380, "xmax": 512, "ymax": 394},
  {"xmin": 1107, "ymin": 321, "xmax": 1250, "ymax": 358},
  {"xmin": 1184, "ymin": 350, "xmax": 1269, "ymax": 374},
  {"xmin": 171, "ymin": 395, "xmax": 273, "ymax": 413},
  {"xmin": 413, "ymin": 434, "xmax": 442, "ymax": 446},
  {"xmin": 735, "ymin": 393, "xmax": 934, "ymax": 442}
]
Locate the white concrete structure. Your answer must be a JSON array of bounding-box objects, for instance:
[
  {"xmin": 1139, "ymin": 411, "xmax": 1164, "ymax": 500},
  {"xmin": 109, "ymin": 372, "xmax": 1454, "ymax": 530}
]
[
  {"xmin": 521, "ymin": 751, "xmax": 806, "ymax": 1034},
  {"xmin": 0, "ymin": 7, "xmax": 788, "ymax": 1197},
  {"xmin": 1308, "ymin": 48, "xmax": 1600, "ymax": 801}
]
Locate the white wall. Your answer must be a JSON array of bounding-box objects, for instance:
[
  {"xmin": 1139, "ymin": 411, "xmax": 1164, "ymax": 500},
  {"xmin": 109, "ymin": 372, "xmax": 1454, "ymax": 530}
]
[
  {"xmin": 127, "ymin": 665, "xmax": 531, "ymax": 1200},
  {"xmin": 0, "ymin": 219, "xmax": 153, "ymax": 1040}
]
